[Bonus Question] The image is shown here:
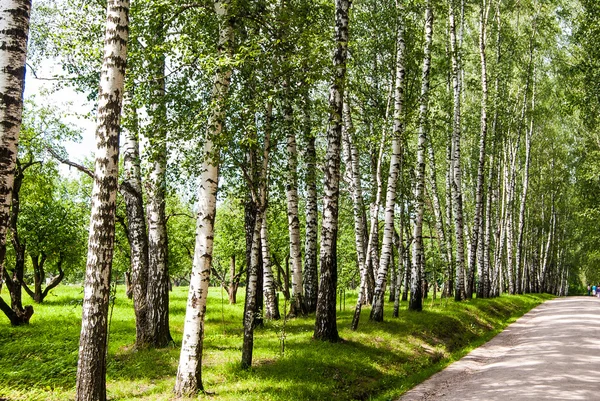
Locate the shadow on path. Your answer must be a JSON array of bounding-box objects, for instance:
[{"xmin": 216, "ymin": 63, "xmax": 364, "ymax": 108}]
[{"xmin": 399, "ymin": 297, "xmax": 600, "ymax": 401}]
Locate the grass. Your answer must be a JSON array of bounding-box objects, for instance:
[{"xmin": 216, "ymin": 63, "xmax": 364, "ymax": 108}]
[{"xmin": 0, "ymin": 284, "xmax": 553, "ymax": 400}]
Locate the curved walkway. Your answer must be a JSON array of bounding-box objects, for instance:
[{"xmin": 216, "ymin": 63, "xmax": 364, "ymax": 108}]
[{"xmin": 399, "ymin": 297, "xmax": 600, "ymax": 400}]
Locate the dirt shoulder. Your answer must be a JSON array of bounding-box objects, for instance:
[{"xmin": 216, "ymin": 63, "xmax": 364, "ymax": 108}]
[{"xmin": 399, "ymin": 296, "xmax": 600, "ymax": 400}]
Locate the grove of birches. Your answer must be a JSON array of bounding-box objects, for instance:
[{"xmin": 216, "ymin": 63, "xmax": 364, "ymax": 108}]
[{"xmin": 1, "ymin": 0, "xmax": 599, "ymax": 399}]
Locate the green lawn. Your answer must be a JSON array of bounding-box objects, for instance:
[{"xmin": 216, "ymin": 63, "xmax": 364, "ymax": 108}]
[{"xmin": 0, "ymin": 285, "xmax": 553, "ymax": 400}]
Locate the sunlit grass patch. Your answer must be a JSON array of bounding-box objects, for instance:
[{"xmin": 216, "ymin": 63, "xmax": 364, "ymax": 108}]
[{"xmin": 0, "ymin": 285, "xmax": 552, "ymax": 400}]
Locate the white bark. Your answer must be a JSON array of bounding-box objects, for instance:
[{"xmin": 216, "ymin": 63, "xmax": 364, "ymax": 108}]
[
  {"xmin": 314, "ymin": 0, "xmax": 350, "ymax": 342},
  {"xmin": 0, "ymin": 0, "xmax": 31, "ymax": 268},
  {"xmin": 284, "ymin": 91, "xmax": 305, "ymax": 316},
  {"xmin": 260, "ymin": 102, "xmax": 278, "ymax": 321},
  {"xmin": 449, "ymin": 0, "xmax": 466, "ymax": 301},
  {"xmin": 344, "ymin": 99, "xmax": 370, "ymax": 330},
  {"xmin": 408, "ymin": 0, "xmax": 433, "ymax": 312},
  {"xmin": 121, "ymin": 97, "xmax": 151, "ymax": 347},
  {"xmin": 174, "ymin": 1, "xmax": 233, "ymax": 395},
  {"xmin": 302, "ymin": 91, "xmax": 318, "ymax": 313},
  {"xmin": 261, "ymin": 215, "xmax": 279, "ymax": 320},
  {"xmin": 468, "ymin": 0, "xmax": 491, "ymax": 298},
  {"xmin": 76, "ymin": 1, "xmax": 129, "ymax": 400}
]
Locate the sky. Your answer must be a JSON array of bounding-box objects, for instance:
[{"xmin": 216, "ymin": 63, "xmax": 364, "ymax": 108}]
[{"xmin": 23, "ymin": 61, "xmax": 96, "ymax": 177}]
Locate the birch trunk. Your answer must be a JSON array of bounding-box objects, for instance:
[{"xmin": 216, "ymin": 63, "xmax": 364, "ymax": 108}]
[
  {"xmin": 242, "ymin": 208, "xmax": 262, "ymax": 367},
  {"xmin": 393, "ymin": 214, "xmax": 404, "ymax": 317},
  {"xmin": 444, "ymin": 139, "xmax": 454, "ymax": 297},
  {"xmin": 449, "ymin": 0, "xmax": 466, "ymax": 301},
  {"xmin": 370, "ymin": 4, "xmax": 408, "ymax": 320},
  {"xmin": 121, "ymin": 98, "xmax": 151, "ymax": 347},
  {"xmin": 467, "ymin": 0, "xmax": 491, "ymax": 298},
  {"xmin": 145, "ymin": 47, "xmax": 171, "ymax": 346},
  {"xmin": 0, "ymin": 0, "xmax": 31, "ymax": 269},
  {"xmin": 260, "ymin": 102, "xmax": 279, "ymax": 321},
  {"xmin": 540, "ymin": 204, "xmax": 555, "ymax": 292},
  {"xmin": 479, "ymin": 148, "xmax": 495, "ymax": 298},
  {"xmin": 345, "ymin": 99, "xmax": 371, "ymax": 330},
  {"xmin": 426, "ymin": 136, "xmax": 450, "ymax": 298},
  {"xmin": 302, "ymin": 90, "xmax": 319, "ymax": 314},
  {"xmin": 174, "ymin": 1, "xmax": 232, "ymax": 395},
  {"xmin": 75, "ymin": 1, "xmax": 129, "ymax": 399},
  {"xmin": 408, "ymin": 0, "xmax": 432, "ymax": 312},
  {"xmin": 314, "ymin": 0, "xmax": 350, "ymax": 342},
  {"xmin": 261, "ymin": 217, "xmax": 279, "ymax": 320},
  {"xmin": 515, "ymin": 77, "xmax": 535, "ymax": 295},
  {"xmin": 284, "ymin": 88, "xmax": 306, "ymax": 317}
]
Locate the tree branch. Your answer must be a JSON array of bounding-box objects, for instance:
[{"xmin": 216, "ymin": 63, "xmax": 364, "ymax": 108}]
[{"xmin": 46, "ymin": 147, "xmax": 95, "ymax": 179}]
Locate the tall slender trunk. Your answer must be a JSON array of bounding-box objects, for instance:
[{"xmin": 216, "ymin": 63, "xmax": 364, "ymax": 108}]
[
  {"xmin": 492, "ymin": 155, "xmax": 507, "ymax": 296},
  {"xmin": 228, "ymin": 255, "xmax": 238, "ymax": 304},
  {"xmin": 284, "ymin": 86, "xmax": 306, "ymax": 317},
  {"xmin": 75, "ymin": 1, "xmax": 129, "ymax": 399},
  {"xmin": 145, "ymin": 42, "xmax": 171, "ymax": 346},
  {"xmin": 346, "ymin": 99, "xmax": 370, "ymax": 330},
  {"xmin": 260, "ymin": 102, "xmax": 279, "ymax": 321},
  {"xmin": 121, "ymin": 97, "xmax": 150, "ymax": 347},
  {"xmin": 516, "ymin": 85, "xmax": 534, "ymax": 295},
  {"xmin": 174, "ymin": 1, "xmax": 232, "ymax": 395},
  {"xmin": 302, "ymin": 90, "xmax": 318, "ymax": 314},
  {"xmin": 467, "ymin": 0, "xmax": 491, "ymax": 298},
  {"xmin": 261, "ymin": 217, "xmax": 279, "ymax": 320},
  {"xmin": 426, "ymin": 137, "xmax": 450, "ymax": 298},
  {"xmin": 540, "ymin": 202, "xmax": 555, "ymax": 292},
  {"xmin": 0, "ymin": 0, "xmax": 31, "ymax": 272},
  {"xmin": 480, "ymin": 148, "xmax": 495, "ymax": 298},
  {"xmin": 370, "ymin": 4, "xmax": 408, "ymax": 321},
  {"xmin": 242, "ymin": 207, "xmax": 262, "ymax": 368},
  {"xmin": 444, "ymin": 138, "xmax": 454, "ymax": 297},
  {"xmin": 408, "ymin": 0, "xmax": 433, "ymax": 312},
  {"xmin": 449, "ymin": 0, "xmax": 466, "ymax": 301},
  {"xmin": 314, "ymin": 0, "xmax": 350, "ymax": 342},
  {"xmin": 393, "ymin": 211, "xmax": 405, "ymax": 317}
]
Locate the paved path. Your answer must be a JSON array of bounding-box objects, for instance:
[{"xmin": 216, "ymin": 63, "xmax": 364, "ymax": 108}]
[{"xmin": 399, "ymin": 297, "xmax": 600, "ymax": 400}]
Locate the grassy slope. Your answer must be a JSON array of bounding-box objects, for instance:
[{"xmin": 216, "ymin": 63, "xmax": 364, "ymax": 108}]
[{"xmin": 0, "ymin": 285, "xmax": 553, "ymax": 400}]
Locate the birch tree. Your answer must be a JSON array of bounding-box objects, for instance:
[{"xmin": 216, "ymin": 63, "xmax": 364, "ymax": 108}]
[
  {"xmin": 449, "ymin": 0, "xmax": 466, "ymax": 301},
  {"xmin": 409, "ymin": 0, "xmax": 433, "ymax": 312},
  {"xmin": 173, "ymin": 0, "xmax": 233, "ymax": 395},
  {"xmin": 302, "ymin": 89, "xmax": 319, "ymax": 314},
  {"xmin": 370, "ymin": 4, "xmax": 407, "ymax": 321},
  {"xmin": 0, "ymin": 1, "xmax": 32, "ymax": 319},
  {"xmin": 75, "ymin": 0, "xmax": 129, "ymax": 399},
  {"xmin": 314, "ymin": 0, "xmax": 350, "ymax": 342},
  {"xmin": 284, "ymin": 87, "xmax": 306, "ymax": 317},
  {"xmin": 467, "ymin": 0, "xmax": 491, "ymax": 298},
  {"xmin": 345, "ymin": 98, "xmax": 370, "ymax": 330},
  {"xmin": 144, "ymin": 16, "xmax": 171, "ymax": 346},
  {"xmin": 121, "ymin": 95, "xmax": 151, "ymax": 347}
]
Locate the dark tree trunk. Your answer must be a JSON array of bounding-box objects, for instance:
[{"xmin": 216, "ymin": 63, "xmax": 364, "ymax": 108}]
[
  {"xmin": 2, "ymin": 162, "xmax": 33, "ymax": 324},
  {"xmin": 121, "ymin": 93, "xmax": 152, "ymax": 347},
  {"xmin": 302, "ymin": 90, "xmax": 318, "ymax": 314},
  {"xmin": 144, "ymin": 16, "xmax": 172, "ymax": 347},
  {"xmin": 22, "ymin": 253, "xmax": 64, "ymax": 303},
  {"xmin": 229, "ymin": 255, "xmax": 238, "ymax": 304}
]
